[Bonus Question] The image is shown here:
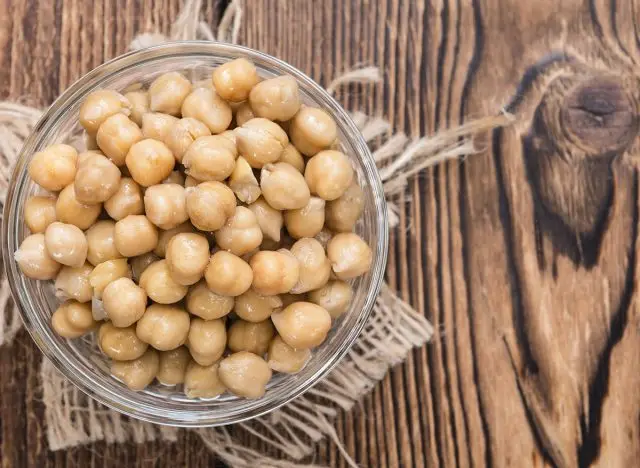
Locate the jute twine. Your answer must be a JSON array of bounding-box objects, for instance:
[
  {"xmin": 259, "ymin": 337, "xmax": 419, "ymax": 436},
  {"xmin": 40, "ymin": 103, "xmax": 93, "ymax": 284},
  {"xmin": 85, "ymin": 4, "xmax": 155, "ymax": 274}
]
[{"xmin": 0, "ymin": 1, "xmax": 512, "ymax": 466}]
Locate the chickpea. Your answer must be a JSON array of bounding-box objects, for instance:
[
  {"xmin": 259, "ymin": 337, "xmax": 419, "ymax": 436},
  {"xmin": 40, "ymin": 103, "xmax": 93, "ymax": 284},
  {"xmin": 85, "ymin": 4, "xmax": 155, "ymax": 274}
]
[
  {"xmin": 144, "ymin": 183, "xmax": 188, "ymax": 230},
  {"xmin": 214, "ymin": 207, "xmax": 263, "ymax": 256},
  {"xmin": 182, "ymin": 135, "xmax": 237, "ymax": 182},
  {"xmin": 279, "ymin": 144, "xmax": 305, "ymax": 173},
  {"xmin": 51, "ymin": 300, "xmax": 97, "ymax": 338},
  {"xmin": 304, "ymin": 150, "xmax": 354, "ymax": 201},
  {"xmin": 44, "ymin": 222, "xmax": 87, "ymax": 268},
  {"xmin": 327, "ymin": 233, "xmax": 372, "ymax": 279},
  {"xmin": 141, "ymin": 112, "xmax": 179, "ymax": 141},
  {"xmin": 164, "ymin": 117, "xmax": 211, "ymax": 163},
  {"xmin": 260, "ymin": 162, "xmax": 310, "ymax": 210},
  {"xmin": 289, "ymin": 238, "xmax": 331, "ymax": 294},
  {"xmin": 157, "ymin": 347, "xmax": 190, "ymax": 386},
  {"xmin": 136, "ymin": 304, "xmax": 190, "ymax": 350},
  {"xmin": 284, "ymin": 197, "xmax": 325, "ymax": 239},
  {"xmin": 267, "ymin": 335, "xmax": 310, "ymax": 374},
  {"xmin": 125, "ymin": 139, "xmax": 175, "ymax": 187},
  {"xmin": 123, "ymin": 90, "xmax": 149, "ymax": 126},
  {"xmin": 84, "ymin": 221, "xmax": 119, "ymax": 266},
  {"xmin": 186, "ymin": 181, "xmax": 236, "ymax": 231},
  {"xmin": 186, "ymin": 280, "xmax": 234, "ymax": 320},
  {"xmin": 28, "ymin": 144, "xmax": 78, "ymax": 192},
  {"xmin": 79, "ymin": 89, "xmax": 131, "ymax": 134},
  {"xmin": 55, "ymin": 184, "xmax": 102, "ymax": 230},
  {"xmin": 139, "ymin": 260, "xmax": 188, "ymax": 304},
  {"xmin": 111, "ymin": 348, "xmax": 159, "ymax": 391},
  {"xmin": 130, "ymin": 252, "xmax": 160, "ymax": 282},
  {"xmin": 234, "ymin": 289, "xmax": 282, "ymax": 322},
  {"xmin": 89, "ymin": 258, "xmax": 131, "ymax": 298},
  {"xmin": 212, "ymin": 58, "xmax": 260, "ymax": 102},
  {"xmin": 234, "ymin": 101, "xmax": 255, "ymax": 126},
  {"xmin": 248, "ymin": 197, "xmax": 283, "ymax": 242},
  {"xmin": 218, "ymin": 352, "xmax": 272, "ymax": 399},
  {"xmin": 249, "ymin": 250, "xmax": 299, "ymax": 296},
  {"xmin": 228, "ymin": 319, "xmax": 274, "ymax": 355},
  {"xmin": 102, "ymin": 277, "xmax": 147, "ymax": 327},
  {"xmin": 249, "ymin": 75, "xmax": 301, "ymax": 121},
  {"xmin": 204, "ymin": 251, "xmax": 253, "ymax": 297},
  {"xmin": 220, "ymin": 129, "xmax": 237, "ymax": 145},
  {"xmin": 114, "ymin": 215, "xmax": 159, "ymax": 257},
  {"xmin": 308, "ymin": 280, "xmax": 353, "ymax": 319},
  {"xmin": 325, "ymin": 181, "xmax": 365, "ymax": 232},
  {"xmin": 154, "ymin": 221, "xmax": 196, "ymax": 257},
  {"xmin": 104, "ymin": 177, "xmax": 144, "ymax": 221},
  {"xmin": 184, "ymin": 175, "xmax": 200, "ymax": 188},
  {"xmin": 235, "ymin": 118, "xmax": 288, "ymax": 168},
  {"xmin": 77, "ymin": 149, "xmax": 104, "ymax": 166},
  {"xmin": 289, "ymin": 107, "xmax": 338, "ymax": 156},
  {"xmin": 181, "ymin": 87, "xmax": 232, "ymax": 134},
  {"xmin": 228, "ymin": 156, "xmax": 261, "ymax": 204},
  {"xmin": 148, "ymin": 72, "xmax": 192, "ymax": 116},
  {"xmin": 24, "ymin": 196, "xmax": 57, "ymax": 233},
  {"xmin": 165, "ymin": 233, "xmax": 210, "ymax": 286},
  {"xmin": 187, "ymin": 318, "xmax": 226, "ymax": 366},
  {"xmin": 74, "ymin": 153, "xmax": 122, "ymax": 204},
  {"xmin": 271, "ymin": 302, "xmax": 331, "ymax": 349},
  {"xmin": 184, "ymin": 361, "xmax": 226, "ymax": 398},
  {"xmin": 96, "ymin": 114, "xmax": 144, "ymax": 166},
  {"xmin": 54, "ymin": 262, "xmax": 93, "ymax": 303},
  {"xmin": 163, "ymin": 170, "xmax": 185, "ymax": 185},
  {"xmin": 99, "ymin": 322, "xmax": 148, "ymax": 360}
]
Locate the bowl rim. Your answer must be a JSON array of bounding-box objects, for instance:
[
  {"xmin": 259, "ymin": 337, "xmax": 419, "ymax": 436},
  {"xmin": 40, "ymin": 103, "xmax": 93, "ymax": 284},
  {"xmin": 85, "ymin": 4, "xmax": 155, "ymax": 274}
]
[{"xmin": 2, "ymin": 40, "xmax": 389, "ymax": 427}]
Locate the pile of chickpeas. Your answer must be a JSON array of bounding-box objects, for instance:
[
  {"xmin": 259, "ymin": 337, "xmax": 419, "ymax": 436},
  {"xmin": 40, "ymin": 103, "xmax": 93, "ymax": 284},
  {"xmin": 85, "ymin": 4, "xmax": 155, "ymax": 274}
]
[{"xmin": 15, "ymin": 58, "xmax": 372, "ymax": 400}]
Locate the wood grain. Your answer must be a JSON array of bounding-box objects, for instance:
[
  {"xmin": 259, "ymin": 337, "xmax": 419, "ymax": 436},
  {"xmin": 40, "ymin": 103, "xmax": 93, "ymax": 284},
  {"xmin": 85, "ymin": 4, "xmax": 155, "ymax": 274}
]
[{"xmin": 2, "ymin": 0, "xmax": 640, "ymax": 467}]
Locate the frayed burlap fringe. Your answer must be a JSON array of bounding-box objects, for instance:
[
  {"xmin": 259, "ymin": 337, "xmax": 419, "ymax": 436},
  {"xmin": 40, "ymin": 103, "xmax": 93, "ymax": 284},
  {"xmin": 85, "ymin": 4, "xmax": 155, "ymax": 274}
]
[{"xmin": 1, "ymin": 0, "xmax": 512, "ymax": 466}]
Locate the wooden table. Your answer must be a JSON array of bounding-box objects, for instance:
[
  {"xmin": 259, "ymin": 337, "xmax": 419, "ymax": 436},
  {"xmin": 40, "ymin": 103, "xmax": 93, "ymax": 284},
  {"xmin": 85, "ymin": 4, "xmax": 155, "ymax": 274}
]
[{"xmin": 2, "ymin": 0, "xmax": 639, "ymax": 466}]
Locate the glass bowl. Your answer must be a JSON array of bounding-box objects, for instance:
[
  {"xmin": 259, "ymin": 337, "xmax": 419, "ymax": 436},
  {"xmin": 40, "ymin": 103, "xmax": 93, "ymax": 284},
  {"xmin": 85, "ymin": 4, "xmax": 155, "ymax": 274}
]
[{"xmin": 2, "ymin": 41, "xmax": 388, "ymax": 427}]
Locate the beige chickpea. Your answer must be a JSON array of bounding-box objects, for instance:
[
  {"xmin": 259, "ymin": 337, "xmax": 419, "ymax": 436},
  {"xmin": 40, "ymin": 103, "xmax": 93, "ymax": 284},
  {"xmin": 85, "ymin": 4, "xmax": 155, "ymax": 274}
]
[
  {"xmin": 228, "ymin": 156, "xmax": 261, "ymax": 204},
  {"xmin": 144, "ymin": 183, "xmax": 188, "ymax": 230},
  {"xmin": 212, "ymin": 58, "xmax": 260, "ymax": 102},
  {"xmin": 136, "ymin": 304, "xmax": 190, "ymax": 350},
  {"xmin": 234, "ymin": 289, "xmax": 282, "ymax": 322},
  {"xmin": 187, "ymin": 318, "xmax": 226, "ymax": 366},
  {"xmin": 228, "ymin": 320, "xmax": 274, "ymax": 355},
  {"xmin": 325, "ymin": 181, "xmax": 365, "ymax": 232},
  {"xmin": 148, "ymin": 72, "xmax": 192, "ymax": 116},
  {"xmin": 123, "ymin": 90, "xmax": 149, "ymax": 126},
  {"xmin": 102, "ymin": 277, "xmax": 147, "ymax": 327},
  {"xmin": 28, "ymin": 144, "xmax": 78, "ymax": 192},
  {"xmin": 284, "ymin": 197, "xmax": 325, "ymax": 239},
  {"xmin": 186, "ymin": 280, "xmax": 234, "ymax": 320},
  {"xmin": 54, "ymin": 262, "xmax": 93, "ymax": 303},
  {"xmin": 267, "ymin": 335, "xmax": 310, "ymax": 374},
  {"xmin": 182, "ymin": 135, "xmax": 237, "ymax": 182},
  {"xmin": 51, "ymin": 300, "xmax": 97, "ymax": 338},
  {"xmin": 104, "ymin": 177, "xmax": 144, "ymax": 221},
  {"xmin": 184, "ymin": 175, "xmax": 200, "ymax": 188},
  {"xmin": 89, "ymin": 258, "xmax": 130, "ymax": 298},
  {"xmin": 55, "ymin": 184, "xmax": 102, "ymax": 230},
  {"xmin": 249, "ymin": 75, "xmax": 301, "ymax": 121},
  {"xmin": 111, "ymin": 348, "xmax": 159, "ymax": 391},
  {"xmin": 99, "ymin": 322, "xmax": 148, "ymax": 360},
  {"xmin": 141, "ymin": 112, "xmax": 179, "ymax": 141},
  {"xmin": 85, "ymin": 220, "xmax": 121, "ymax": 266},
  {"xmin": 25, "ymin": 196, "xmax": 57, "ymax": 233},
  {"xmin": 289, "ymin": 107, "xmax": 338, "ymax": 156},
  {"xmin": 79, "ymin": 90, "xmax": 131, "ymax": 134},
  {"xmin": 154, "ymin": 222, "xmax": 197, "ymax": 257},
  {"xmin": 164, "ymin": 117, "xmax": 211, "ymax": 162},
  {"xmin": 308, "ymin": 280, "xmax": 353, "ymax": 319},
  {"xmin": 114, "ymin": 215, "xmax": 159, "ymax": 257},
  {"xmin": 205, "ymin": 251, "xmax": 253, "ymax": 297},
  {"xmin": 165, "ymin": 233, "xmax": 210, "ymax": 286},
  {"xmin": 248, "ymin": 197, "xmax": 283, "ymax": 242},
  {"xmin": 289, "ymin": 238, "xmax": 331, "ymax": 294},
  {"xmin": 249, "ymin": 250, "xmax": 299, "ymax": 296},
  {"xmin": 235, "ymin": 118, "xmax": 288, "ymax": 168},
  {"xmin": 130, "ymin": 252, "xmax": 160, "ymax": 282},
  {"xmin": 260, "ymin": 162, "xmax": 310, "ymax": 210},
  {"xmin": 234, "ymin": 102, "xmax": 255, "ymax": 126},
  {"xmin": 181, "ymin": 87, "xmax": 232, "ymax": 134},
  {"xmin": 218, "ymin": 351, "xmax": 272, "ymax": 399},
  {"xmin": 139, "ymin": 260, "xmax": 188, "ymax": 304},
  {"xmin": 163, "ymin": 170, "xmax": 185, "ymax": 185},
  {"xmin": 77, "ymin": 149, "xmax": 104, "ymax": 166},
  {"xmin": 44, "ymin": 222, "xmax": 87, "ymax": 267},
  {"xmin": 327, "ymin": 233, "xmax": 372, "ymax": 279},
  {"xmin": 305, "ymin": 150, "xmax": 354, "ymax": 201},
  {"xmin": 96, "ymin": 114, "xmax": 144, "ymax": 166},
  {"xmin": 125, "ymin": 139, "xmax": 175, "ymax": 187},
  {"xmin": 271, "ymin": 302, "xmax": 331, "ymax": 349},
  {"xmin": 214, "ymin": 207, "xmax": 263, "ymax": 256},
  {"xmin": 74, "ymin": 153, "xmax": 122, "ymax": 204},
  {"xmin": 157, "ymin": 347, "xmax": 191, "ymax": 386},
  {"xmin": 184, "ymin": 361, "xmax": 226, "ymax": 398},
  {"xmin": 186, "ymin": 181, "xmax": 236, "ymax": 232},
  {"xmin": 279, "ymin": 144, "xmax": 305, "ymax": 173}
]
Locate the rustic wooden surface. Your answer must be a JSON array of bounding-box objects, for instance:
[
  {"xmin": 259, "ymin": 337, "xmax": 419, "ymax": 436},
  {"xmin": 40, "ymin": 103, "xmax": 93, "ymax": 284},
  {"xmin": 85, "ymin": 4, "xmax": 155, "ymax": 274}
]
[{"xmin": 2, "ymin": 0, "xmax": 640, "ymax": 467}]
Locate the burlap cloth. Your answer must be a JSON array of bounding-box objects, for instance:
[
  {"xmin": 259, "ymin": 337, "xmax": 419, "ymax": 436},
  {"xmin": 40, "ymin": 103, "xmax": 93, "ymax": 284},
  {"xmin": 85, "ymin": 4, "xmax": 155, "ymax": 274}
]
[{"xmin": 0, "ymin": 1, "xmax": 511, "ymax": 466}]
